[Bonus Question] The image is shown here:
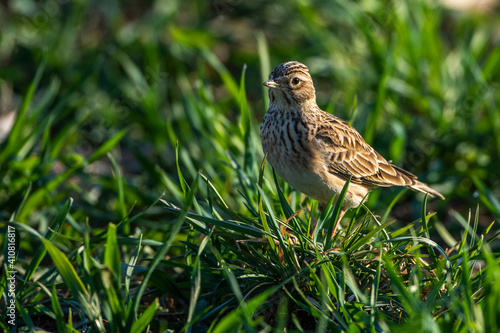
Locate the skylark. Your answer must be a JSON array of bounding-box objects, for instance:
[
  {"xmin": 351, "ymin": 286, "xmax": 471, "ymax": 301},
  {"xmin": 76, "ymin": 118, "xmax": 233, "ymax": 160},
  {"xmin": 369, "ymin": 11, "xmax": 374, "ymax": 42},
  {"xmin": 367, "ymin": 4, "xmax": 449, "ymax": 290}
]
[{"xmin": 260, "ymin": 61, "xmax": 444, "ymax": 235}]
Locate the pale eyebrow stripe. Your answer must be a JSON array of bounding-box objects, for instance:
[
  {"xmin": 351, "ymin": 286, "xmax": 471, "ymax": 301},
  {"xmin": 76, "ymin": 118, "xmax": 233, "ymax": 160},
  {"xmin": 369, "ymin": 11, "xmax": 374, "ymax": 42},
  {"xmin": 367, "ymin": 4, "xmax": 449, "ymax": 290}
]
[{"xmin": 278, "ymin": 70, "xmax": 311, "ymax": 80}]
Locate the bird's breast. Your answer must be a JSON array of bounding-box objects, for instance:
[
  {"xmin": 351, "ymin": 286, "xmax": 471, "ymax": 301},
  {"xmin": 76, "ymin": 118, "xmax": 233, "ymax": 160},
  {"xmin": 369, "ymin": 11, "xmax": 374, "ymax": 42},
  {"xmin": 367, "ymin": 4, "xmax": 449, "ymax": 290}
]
[
  {"xmin": 260, "ymin": 109, "xmax": 368, "ymax": 207},
  {"xmin": 260, "ymin": 110, "xmax": 327, "ymax": 199},
  {"xmin": 260, "ymin": 110, "xmax": 310, "ymax": 166}
]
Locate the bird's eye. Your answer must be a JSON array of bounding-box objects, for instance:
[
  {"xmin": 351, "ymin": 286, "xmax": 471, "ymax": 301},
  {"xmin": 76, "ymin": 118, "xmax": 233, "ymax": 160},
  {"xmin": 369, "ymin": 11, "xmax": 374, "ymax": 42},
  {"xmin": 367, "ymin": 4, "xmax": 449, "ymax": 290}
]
[{"xmin": 292, "ymin": 77, "xmax": 300, "ymax": 85}]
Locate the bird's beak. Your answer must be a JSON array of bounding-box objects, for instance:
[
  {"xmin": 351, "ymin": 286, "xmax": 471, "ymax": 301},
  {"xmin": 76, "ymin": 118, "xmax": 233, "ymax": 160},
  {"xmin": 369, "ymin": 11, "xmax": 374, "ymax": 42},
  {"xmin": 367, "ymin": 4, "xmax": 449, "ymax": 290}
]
[{"xmin": 263, "ymin": 80, "xmax": 279, "ymax": 88}]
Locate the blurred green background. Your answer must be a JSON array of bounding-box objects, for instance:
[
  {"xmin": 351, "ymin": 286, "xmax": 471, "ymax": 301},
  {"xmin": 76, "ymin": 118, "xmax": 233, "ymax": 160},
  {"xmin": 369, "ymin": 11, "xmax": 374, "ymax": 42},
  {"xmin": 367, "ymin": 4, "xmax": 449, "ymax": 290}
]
[
  {"xmin": 2, "ymin": 0, "xmax": 500, "ymax": 331},
  {"xmin": 1, "ymin": 0, "xmax": 499, "ymax": 231}
]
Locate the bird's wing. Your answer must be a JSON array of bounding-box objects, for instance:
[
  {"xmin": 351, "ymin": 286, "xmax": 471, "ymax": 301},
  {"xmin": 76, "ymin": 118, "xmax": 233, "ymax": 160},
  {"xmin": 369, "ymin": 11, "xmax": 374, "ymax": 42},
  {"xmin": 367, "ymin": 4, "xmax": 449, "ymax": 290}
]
[{"xmin": 312, "ymin": 113, "xmax": 417, "ymax": 187}]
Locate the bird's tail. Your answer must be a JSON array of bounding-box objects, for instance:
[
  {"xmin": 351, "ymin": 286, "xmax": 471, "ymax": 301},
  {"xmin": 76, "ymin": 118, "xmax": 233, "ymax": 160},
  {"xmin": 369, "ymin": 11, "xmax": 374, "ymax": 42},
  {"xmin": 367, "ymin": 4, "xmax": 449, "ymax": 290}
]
[
  {"xmin": 409, "ymin": 182, "xmax": 445, "ymax": 200},
  {"xmin": 390, "ymin": 164, "xmax": 445, "ymax": 200}
]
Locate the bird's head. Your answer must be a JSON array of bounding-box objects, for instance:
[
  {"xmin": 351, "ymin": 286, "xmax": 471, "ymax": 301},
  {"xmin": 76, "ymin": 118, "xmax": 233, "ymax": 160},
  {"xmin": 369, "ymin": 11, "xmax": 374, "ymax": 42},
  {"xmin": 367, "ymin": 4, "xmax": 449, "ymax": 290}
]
[{"xmin": 263, "ymin": 61, "xmax": 316, "ymax": 106}]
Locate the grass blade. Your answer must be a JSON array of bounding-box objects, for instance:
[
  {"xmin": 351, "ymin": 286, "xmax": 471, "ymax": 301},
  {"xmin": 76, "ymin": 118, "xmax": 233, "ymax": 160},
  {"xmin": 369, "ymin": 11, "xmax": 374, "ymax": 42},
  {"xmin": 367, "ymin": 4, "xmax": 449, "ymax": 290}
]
[
  {"xmin": 325, "ymin": 177, "xmax": 351, "ymax": 249},
  {"xmin": 127, "ymin": 174, "xmax": 199, "ymax": 329},
  {"xmin": 18, "ymin": 198, "xmax": 73, "ymax": 297},
  {"xmin": 0, "ymin": 61, "xmax": 45, "ymax": 161},
  {"xmin": 130, "ymin": 298, "xmax": 158, "ymax": 333},
  {"xmin": 87, "ymin": 129, "xmax": 128, "ymax": 164}
]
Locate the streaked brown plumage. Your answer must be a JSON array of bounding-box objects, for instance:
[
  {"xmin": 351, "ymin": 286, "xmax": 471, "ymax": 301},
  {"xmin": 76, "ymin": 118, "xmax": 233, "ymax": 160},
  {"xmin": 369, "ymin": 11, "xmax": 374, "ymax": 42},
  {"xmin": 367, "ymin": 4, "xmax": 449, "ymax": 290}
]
[{"xmin": 260, "ymin": 61, "xmax": 444, "ymax": 235}]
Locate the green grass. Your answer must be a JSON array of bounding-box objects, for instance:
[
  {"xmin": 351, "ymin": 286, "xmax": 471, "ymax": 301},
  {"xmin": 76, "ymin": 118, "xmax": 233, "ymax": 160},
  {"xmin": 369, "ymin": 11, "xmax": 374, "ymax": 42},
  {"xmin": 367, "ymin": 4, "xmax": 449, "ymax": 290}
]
[{"xmin": 1, "ymin": 0, "xmax": 500, "ymax": 331}]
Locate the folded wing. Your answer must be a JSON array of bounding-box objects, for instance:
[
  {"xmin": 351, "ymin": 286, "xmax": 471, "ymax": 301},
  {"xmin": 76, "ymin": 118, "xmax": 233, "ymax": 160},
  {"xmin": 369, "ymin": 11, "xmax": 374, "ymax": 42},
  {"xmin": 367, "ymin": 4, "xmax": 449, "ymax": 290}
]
[{"xmin": 312, "ymin": 113, "xmax": 444, "ymax": 199}]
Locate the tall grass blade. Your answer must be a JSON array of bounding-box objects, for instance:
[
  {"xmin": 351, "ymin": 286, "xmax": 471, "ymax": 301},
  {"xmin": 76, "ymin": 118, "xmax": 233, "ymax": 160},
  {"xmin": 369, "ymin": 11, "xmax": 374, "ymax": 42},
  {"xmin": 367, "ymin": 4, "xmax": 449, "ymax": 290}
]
[
  {"xmin": 125, "ymin": 231, "xmax": 142, "ymax": 304},
  {"xmin": 51, "ymin": 284, "xmax": 70, "ymax": 333},
  {"xmin": 87, "ymin": 129, "xmax": 128, "ymax": 164},
  {"xmin": 186, "ymin": 228, "xmax": 214, "ymax": 332},
  {"xmin": 127, "ymin": 174, "xmax": 199, "ymax": 329},
  {"xmin": 108, "ymin": 153, "xmax": 127, "ymax": 219},
  {"xmin": 325, "ymin": 177, "xmax": 351, "ymax": 249},
  {"xmin": 130, "ymin": 298, "xmax": 158, "ymax": 333},
  {"xmin": 257, "ymin": 31, "xmax": 271, "ymax": 110},
  {"xmin": 104, "ymin": 223, "xmax": 121, "ymax": 281},
  {"xmin": 0, "ymin": 61, "xmax": 45, "ymax": 161},
  {"xmin": 18, "ymin": 198, "xmax": 73, "ymax": 297}
]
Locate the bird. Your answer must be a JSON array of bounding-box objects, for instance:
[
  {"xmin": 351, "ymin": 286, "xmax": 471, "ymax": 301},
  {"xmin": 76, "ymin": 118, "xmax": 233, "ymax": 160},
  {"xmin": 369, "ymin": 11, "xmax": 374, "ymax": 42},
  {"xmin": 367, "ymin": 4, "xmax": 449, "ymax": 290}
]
[{"xmin": 260, "ymin": 61, "xmax": 444, "ymax": 236}]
